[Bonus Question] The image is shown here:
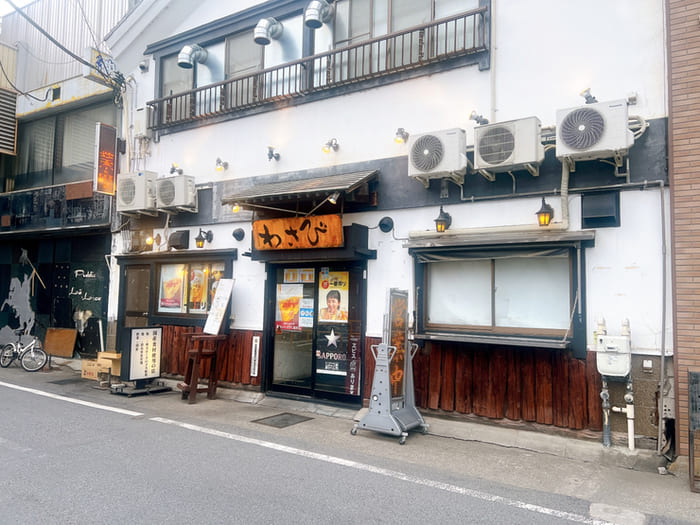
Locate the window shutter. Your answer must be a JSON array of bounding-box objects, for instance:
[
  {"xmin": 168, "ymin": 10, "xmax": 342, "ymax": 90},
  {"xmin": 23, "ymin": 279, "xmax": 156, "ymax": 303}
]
[{"xmin": 0, "ymin": 88, "xmax": 17, "ymax": 155}]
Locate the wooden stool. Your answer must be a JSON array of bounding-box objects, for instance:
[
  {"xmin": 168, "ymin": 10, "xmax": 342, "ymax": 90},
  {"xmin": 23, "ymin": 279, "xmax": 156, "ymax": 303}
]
[{"xmin": 177, "ymin": 334, "xmax": 227, "ymax": 404}]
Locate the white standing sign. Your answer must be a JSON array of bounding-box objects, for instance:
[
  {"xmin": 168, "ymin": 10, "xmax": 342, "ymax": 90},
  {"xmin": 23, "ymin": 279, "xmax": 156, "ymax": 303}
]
[
  {"xmin": 129, "ymin": 327, "xmax": 162, "ymax": 381},
  {"xmin": 204, "ymin": 278, "xmax": 234, "ymax": 335}
]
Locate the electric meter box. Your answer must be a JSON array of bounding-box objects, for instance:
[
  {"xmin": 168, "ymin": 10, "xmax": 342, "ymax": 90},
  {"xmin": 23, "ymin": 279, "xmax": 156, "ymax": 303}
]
[{"xmin": 595, "ymin": 335, "xmax": 632, "ymax": 377}]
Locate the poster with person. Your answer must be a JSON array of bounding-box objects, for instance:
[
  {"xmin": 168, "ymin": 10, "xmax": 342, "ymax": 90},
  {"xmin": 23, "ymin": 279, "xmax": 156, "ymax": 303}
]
[{"xmin": 318, "ymin": 269, "xmax": 349, "ymax": 323}]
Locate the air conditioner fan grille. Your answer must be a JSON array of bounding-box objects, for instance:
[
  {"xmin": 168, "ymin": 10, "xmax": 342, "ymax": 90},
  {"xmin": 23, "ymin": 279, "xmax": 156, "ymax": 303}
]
[
  {"xmin": 410, "ymin": 134, "xmax": 444, "ymax": 172},
  {"xmin": 158, "ymin": 180, "xmax": 176, "ymax": 206},
  {"xmin": 478, "ymin": 126, "xmax": 515, "ymax": 165},
  {"xmin": 560, "ymin": 107, "xmax": 605, "ymax": 150},
  {"xmin": 118, "ymin": 179, "xmax": 136, "ymax": 205}
]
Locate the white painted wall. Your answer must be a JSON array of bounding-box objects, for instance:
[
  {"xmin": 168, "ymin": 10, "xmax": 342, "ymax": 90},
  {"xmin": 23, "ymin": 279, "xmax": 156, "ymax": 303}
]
[{"xmin": 110, "ymin": 0, "xmax": 670, "ymax": 354}]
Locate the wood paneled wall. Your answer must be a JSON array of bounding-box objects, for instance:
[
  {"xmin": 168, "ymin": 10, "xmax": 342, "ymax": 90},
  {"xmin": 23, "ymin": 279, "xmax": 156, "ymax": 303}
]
[
  {"xmin": 160, "ymin": 325, "xmax": 262, "ymax": 386},
  {"xmin": 364, "ymin": 338, "xmax": 603, "ymax": 432}
]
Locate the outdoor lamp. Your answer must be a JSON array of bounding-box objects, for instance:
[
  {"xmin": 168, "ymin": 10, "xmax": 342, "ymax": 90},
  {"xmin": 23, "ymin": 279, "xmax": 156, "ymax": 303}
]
[
  {"xmin": 195, "ymin": 228, "xmax": 213, "ymax": 248},
  {"xmin": 328, "ymin": 191, "xmax": 340, "ymax": 205},
  {"xmin": 434, "ymin": 206, "xmax": 452, "ymax": 233},
  {"xmin": 536, "ymin": 197, "xmax": 554, "ymax": 227},
  {"xmin": 580, "ymin": 88, "xmax": 598, "ymax": 104},
  {"xmin": 268, "ymin": 146, "xmax": 280, "ymax": 161},
  {"xmin": 170, "ymin": 163, "xmax": 183, "ymax": 175},
  {"xmin": 469, "ymin": 110, "xmax": 489, "ymax": 126}
]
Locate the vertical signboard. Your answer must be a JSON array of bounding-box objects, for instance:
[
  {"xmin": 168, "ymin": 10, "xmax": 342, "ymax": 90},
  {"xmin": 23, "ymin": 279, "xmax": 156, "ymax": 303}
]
[
  {"xmin": 204, "ymin": 278, "xmax": 234, "ymax": 335},
  {"xmin": 128, "ymin": 327, "xmax": 162, "ymax": 381},
  {"xmin": 94, "ymin": 122, "xmax": 117, "ymax": 195},
  {"xmin": 389, "ymin": 289, "xmax": 408, "ymax": 398}
]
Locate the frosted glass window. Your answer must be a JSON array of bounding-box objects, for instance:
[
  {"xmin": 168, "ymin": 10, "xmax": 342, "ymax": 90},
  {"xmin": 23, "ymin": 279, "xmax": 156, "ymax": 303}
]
[
  {"xmin": 423, "ymin": 252, "xmax": 573, "ymax": 334},
  {"xmin": 391, "ymin": 0, "xmax": 430, "ymax": 31},
  {"xmin": 427, "ymin": 260, "xmax": 491, "ymax": 326},
  {"xmin": 494, "ymin": 257, "xmax": 570, "ymax": 329}
]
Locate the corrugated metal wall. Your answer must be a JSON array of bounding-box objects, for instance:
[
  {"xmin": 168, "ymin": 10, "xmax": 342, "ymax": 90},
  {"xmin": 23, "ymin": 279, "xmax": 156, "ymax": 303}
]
[{"xmin": 0, "ymin": 0, "xmax": 132, "ymax": 92}]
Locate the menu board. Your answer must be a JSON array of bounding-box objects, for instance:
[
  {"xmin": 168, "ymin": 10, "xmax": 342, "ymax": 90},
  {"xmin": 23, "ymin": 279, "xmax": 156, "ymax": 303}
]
[
  {"xmin": 204, "ymin": 278, "xmax": 234, "ymax": 335},
  {"xmin": 128, "ymin": 327, "xmax": 162, "ymax": 381}
]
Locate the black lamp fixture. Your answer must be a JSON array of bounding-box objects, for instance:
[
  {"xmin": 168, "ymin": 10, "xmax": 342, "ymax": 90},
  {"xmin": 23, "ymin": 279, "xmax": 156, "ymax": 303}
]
[
  {"xmin": 322, "ymin": 138, "xmax": 339, "ymax": 153},
  {"xmin": 232, "ymin": 228, "xmax": 245, "ymax": 241},
  {"xmin": 536, "ymin": 197, "xmax": 554, "ymax": 227},
  {"xmin": 378, "ymin": 216, "xmax": 394, "ymax": 233},
  {"xmin": 170, "ymin": 163, "xmax": 183, "ymax": 175},
  {"xmin": 267, "ymin": 146, "xmax": 280, "ymax": 161},
  {"xmin": 195, "ymin": 228, "xmax": 213, "ymax": 249},
  {"xmin": 469, "ymin": 110, "xmax": 489, "ymax": 126},
  {"xmin": 434, "ymin": 206, "xmax": 452, "ymax": 233},
  {"xmin": 394, "ymin": 128, "xmax": 409, "ymax": 144},
  {"xmin": 215, "ymin": 157, "xmax": 229, "ymax": 171},
  {"xmin": 580, "ymin": 88, "xmax": 598, "ymax": 104}
]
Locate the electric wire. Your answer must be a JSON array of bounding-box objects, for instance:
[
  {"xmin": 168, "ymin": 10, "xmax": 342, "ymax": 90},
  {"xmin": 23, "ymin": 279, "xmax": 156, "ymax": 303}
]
[{"xmin": 0, "ymin": 56, "xmax": 50, "ymax": 101}]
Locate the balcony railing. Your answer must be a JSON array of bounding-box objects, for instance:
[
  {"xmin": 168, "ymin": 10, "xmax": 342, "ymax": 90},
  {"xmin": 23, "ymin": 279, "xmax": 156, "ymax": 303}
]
[
  {"xmin": 0, "ymin": 181, "xmax": 111, "ymax": 234},
  {"xmin": 147, "ymin": 7, "xmax": 488, "ymax": 131}
]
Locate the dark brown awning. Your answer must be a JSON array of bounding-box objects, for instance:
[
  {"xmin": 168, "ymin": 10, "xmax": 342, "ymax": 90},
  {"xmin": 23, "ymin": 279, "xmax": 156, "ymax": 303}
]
[{"xmin": 220, "ymin": 170, "xmax": 378, "ymax": 208}]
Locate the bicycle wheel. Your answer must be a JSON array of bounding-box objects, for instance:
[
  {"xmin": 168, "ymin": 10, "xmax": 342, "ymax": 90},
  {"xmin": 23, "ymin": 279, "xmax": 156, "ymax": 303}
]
[
  {"xmin": 20, "ymin": 340, "xmax": 47, "ymax": 372},
  {"xmin": 0, "ymin": 344, "xmax": 15, "ymax": 368}
]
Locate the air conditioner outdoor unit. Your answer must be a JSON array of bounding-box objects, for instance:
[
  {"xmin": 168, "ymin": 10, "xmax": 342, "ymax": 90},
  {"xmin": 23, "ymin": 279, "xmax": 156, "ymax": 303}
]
[
  {"xmin": 556, "ymin": 99, "xmax": 634, "ymax": 161},
  {"xmin": 116, "ymin": 171, "xmax": 157, "ymax": 213},
  {"xmin": 156, "ymin": 174, "xmax": 197, "ymax": 211},
  {"xmin": 408, "ymin": 128, "xmax": 467, "ymax": 187},
  {"xmin": 474, "ymin": 116, "xmax": 544, "ymax": 175}
]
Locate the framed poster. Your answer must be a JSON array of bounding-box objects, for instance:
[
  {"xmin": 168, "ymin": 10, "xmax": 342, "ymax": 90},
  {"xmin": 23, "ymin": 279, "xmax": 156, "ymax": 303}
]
[
  {"xmin": 318, "ymin": 270, "xmax": 349, "ymax": 323},
  {"xmin": 204, "ymin": 278, "xmax": 234, "ymax": 335},
  {"xmin": 128, "ymin": 327, "xmax": 162, "ymax": 381},
  {"xmin": 158, "ymin": 264, "xmax": 186, "ymax": 313}
]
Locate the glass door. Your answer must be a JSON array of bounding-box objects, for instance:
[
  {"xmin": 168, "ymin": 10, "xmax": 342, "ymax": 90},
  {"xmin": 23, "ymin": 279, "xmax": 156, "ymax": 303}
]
[{"xmin": 270, "ymin": 264, "xmax": 364, "ymax": 403}]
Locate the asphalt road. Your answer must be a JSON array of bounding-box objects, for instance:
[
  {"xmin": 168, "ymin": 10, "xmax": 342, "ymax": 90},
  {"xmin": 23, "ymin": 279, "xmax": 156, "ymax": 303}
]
[{"xmin": 0, "ymin": 365, "xmax": 695, "ymax": 524}]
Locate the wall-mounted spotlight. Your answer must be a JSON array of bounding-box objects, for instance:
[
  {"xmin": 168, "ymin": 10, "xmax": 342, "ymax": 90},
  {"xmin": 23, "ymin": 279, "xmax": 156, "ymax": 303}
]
[
  {"xmin": 536, "ymin": 197, "xmax": 554, "ymax": 227},
  {"xmin": 170, "ymin": 163, "xmax": 183, "ymax": 175},
  {"xmin": 177, "ymin": 44, "xmax": 207, "ymax": 69},
  {"xmin": 195, "ymin": 228, "xmax": 213, "ymax": 249},
  {"xmin": 304, "ymin": 0, "xmax": 334, "ymax": 29},
  {"xmin": 232, "ymin": 228, "xmax": 245, "ymax": 241},
  {"xmin": 268, "ymin": 146, "xmax": 280, "ymax": 161},
  {"xmin": 394, "ymin": 128, "xmax": 409, "ymax": 144},
  {"xmin": 254, "ymin": 17, "xmax": 283, "ymax": 45},
  {"xmin": 328, "ymin": 191, "xmax": 340, "ymax": 205},
  {"xmin": 231, "ymin": 203, "xmax": 240, "ymax": 213},
  {"xmin": 434, "ymin": 206, "xmax": 452, "ymax": 233},
  {"xmin": 580, "ymin": 88, "xmax": 598, "ymax": 104},
  {"xmin": 216, "ymin": 158, "xmax": 229, "ymax": 171},
  {"xmin": 469, "ymin": 110, "xmax": 489, "ymax": 125},
  {"xmin": 322, "ymin": 138, "xmax": 339, "ymax": 153}
]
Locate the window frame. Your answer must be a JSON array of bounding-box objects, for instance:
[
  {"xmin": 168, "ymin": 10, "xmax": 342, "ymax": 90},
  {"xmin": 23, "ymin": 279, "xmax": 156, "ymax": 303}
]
[{"xmin": 410, "ymin": 236, "xmax": 592, "ymax": 358}]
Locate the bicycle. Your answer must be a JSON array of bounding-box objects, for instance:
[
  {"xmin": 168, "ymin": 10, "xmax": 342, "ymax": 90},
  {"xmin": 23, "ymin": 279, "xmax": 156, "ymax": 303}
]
[{"xmin": 0, "ymin": 328, "xmax": 48, "ymax": 372}]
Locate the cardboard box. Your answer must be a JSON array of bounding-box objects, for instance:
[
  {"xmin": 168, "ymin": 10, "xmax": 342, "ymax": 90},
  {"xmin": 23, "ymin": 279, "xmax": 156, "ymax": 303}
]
[
  {"xmin": 81, "ymin": 359, "xmax": 100, "ymax": 380},
  {"xmin": 96, "ymin": 352, "xmax": 121, "ymax": 377}
]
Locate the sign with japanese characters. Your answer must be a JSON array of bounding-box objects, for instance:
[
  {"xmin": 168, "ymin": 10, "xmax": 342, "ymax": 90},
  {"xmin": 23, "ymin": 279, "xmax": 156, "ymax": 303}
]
[
  {"xmin": 93, "ymin": 122, "xmax": 117, "ymax": 195},
  {"xmin": 252, "ymin": 214, "xmax": 344, "ymax": 251},
  {"xmin": 128, "ymin": 327, "xmax": 162, "ymax": 381}
]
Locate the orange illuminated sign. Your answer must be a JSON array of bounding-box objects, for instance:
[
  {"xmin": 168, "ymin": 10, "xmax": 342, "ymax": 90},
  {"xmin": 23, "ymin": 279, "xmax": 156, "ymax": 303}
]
[
  {"xmin": 253, "ymin": 214, "xmax": 343, "ymax": 251},
  {"xmin": 94, "ymin": 122, "xmax": 117, "ymax": 195}
]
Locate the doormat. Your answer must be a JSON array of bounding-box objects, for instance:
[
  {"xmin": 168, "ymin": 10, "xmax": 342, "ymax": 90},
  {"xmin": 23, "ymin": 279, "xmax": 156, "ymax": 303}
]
[
  {"xmin": 48, "ymin": 378, "xmax": 84, "ymax": 385},
  {"xmin": 253, "ymin": 412, "xmax": 313, "ymax": 428}
]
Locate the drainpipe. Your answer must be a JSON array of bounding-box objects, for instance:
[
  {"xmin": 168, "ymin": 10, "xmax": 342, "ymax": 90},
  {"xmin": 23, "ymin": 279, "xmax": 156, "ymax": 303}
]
[{"xmin": 657, "ymin": 180, "xmax": 668, "ymax": 455}]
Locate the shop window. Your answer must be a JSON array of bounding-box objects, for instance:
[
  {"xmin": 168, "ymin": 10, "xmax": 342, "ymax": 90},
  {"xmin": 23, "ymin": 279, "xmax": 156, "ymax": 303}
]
[
  {"xmin": 156, "ymin": 261, "xmax": 225, "ymax": 316},
  {"xmin": 412, "ymin": 240, "xmax": 588, "ymax": 355},
  {"xmin": 10, "ymin": 102, "xmax": 117, "ymax": 191}
]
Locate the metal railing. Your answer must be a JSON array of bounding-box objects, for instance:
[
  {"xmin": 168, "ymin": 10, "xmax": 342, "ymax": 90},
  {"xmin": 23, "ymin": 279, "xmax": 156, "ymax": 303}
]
[{"xmin": 147, "ymin": 7, "xmax": 487, "ymax": 130}]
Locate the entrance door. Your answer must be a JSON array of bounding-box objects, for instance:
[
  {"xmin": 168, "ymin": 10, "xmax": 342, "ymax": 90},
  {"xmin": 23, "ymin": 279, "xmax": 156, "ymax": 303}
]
[
  {"xmin": 123, "ymin": 265, "xmax": 151, "ymax": 328},
  {"xmin": 269, "ymin": 264, "xmax": 364, "ymax": 404}
]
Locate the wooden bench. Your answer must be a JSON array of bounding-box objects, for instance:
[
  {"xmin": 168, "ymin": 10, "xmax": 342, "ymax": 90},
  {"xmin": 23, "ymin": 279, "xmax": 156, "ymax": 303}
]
[{"xmin": 177, "ymin": 334, "xmax": 227, "ymax": 404}]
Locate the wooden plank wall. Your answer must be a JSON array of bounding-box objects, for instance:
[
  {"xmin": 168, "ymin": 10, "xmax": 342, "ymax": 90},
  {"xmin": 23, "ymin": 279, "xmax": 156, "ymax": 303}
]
[
  {"xmin": 160, "ymin": 325, "xmax": 262, "ymax": 387},
  {"xmin": 364, "ymin": 338, "xmax": 603, "ymax": 432}
]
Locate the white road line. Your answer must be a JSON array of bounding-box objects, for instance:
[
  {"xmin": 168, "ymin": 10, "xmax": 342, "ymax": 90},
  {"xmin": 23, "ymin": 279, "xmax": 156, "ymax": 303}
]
[
  {"xmin": 151, "ymin": 417, "xmax": 612, "ymax": 525},
  {"xmin": 0, "ymin": 380, "xmax": 144, "ymax": 417}
]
